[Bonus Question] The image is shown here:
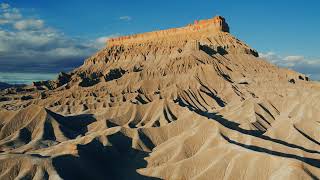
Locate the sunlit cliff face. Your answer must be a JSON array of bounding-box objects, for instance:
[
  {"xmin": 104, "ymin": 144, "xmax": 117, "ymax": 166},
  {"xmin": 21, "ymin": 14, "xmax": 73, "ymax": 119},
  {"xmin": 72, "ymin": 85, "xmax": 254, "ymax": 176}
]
[{"xmin": 107, "ymin": 16, "xmax": 230, "ymax": 47}]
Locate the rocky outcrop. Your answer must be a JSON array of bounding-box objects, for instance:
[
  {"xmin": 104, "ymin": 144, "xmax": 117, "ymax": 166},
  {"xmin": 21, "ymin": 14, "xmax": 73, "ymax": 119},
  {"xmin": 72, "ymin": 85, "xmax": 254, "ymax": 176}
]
[
  {"xmin": 33, "ymin": 72, "xmax": 71, "ymax": 90},
  {"xmin": 78, "ymin": 17, "xmax": 258, "ymax": 80},
  {"xmin": 0, "ymin": 14, "xmax": 319, "ymax": 180},
  {"xmin": 107, "ymin": 16, "xmax": 230, "ymax": 47}
]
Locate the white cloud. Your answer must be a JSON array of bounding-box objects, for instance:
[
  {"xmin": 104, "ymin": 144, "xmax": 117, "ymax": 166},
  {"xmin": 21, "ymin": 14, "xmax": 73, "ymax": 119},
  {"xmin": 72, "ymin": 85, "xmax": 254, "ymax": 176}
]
[
  {"xmin": 0, "ymin": 4, "xmax": 21, "ymax": 24},
  {"xmin": 261, "ymin": 51, "xmax": 320, "ymax": 80},
  {"xmin": 259, "ymin": 52, "xmax": 279, "ymax": 64},
  {"xmin": 96, "ymin": 34, "xmax": 120, "ymax": 43},
  {"xmin": 0, "ymin": 3, "xmax": 107, "ymax": 73},
  {"xmin": 0, "ymin": 2, "xmax": 130, "ymax": 85},
  {"xmin": 0, "ymin": 3, "xmax": 10, "ymax": 10},
  {"xmin": 3, "ymin": 11, "xmax": 22, "ymax": 20},
  {"xmin": 14, "ymin": 19, "xmax": 44, "ymax": 30},
  {"xmin": 95, "ymin": 34, "xmax": 120, "ymax": 48},
  {"xmin": 283, "ymin": 55, "xmax": 304, "ymax": 62},
  {"xmin": 0, "ymin": 19, "xmax": 9, "ymax": 24},
  {"xmin": 259, "ymin": 52, "xmax": 276, "ymax": 59},
  {"xmin": 46, "ymin": 46, "xmax": 93, "ymax": 58},
  {"xmin": 96, "ymin": 36, "xmax": 111, "ymax": 44},
  {"xmin": 0, "ymin": 28, "xmax": 96, "ymax": 60},
  {"xmin": 119, "ymin": 16, "xmax": 132, "ymax": 21}
]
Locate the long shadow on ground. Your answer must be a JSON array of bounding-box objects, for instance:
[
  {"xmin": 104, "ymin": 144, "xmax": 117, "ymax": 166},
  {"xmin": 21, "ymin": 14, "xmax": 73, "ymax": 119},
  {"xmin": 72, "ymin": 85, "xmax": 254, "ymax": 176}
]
[
  {"xmin": 221, "ymin": 134, "xmax": 320, "ymax": 169},
  {"xmin": 175, "ymin": 98, "xmax": 320, "ymax": 169},
  {"xmin": 52, "ymin": 132, "xmax": 159, "ymax": 180}
]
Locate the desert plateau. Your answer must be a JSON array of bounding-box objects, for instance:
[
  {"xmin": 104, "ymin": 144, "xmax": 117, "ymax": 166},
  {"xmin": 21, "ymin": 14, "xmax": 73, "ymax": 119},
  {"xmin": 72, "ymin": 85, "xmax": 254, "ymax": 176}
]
[{"xmin": 0, "ymin": 14, "xmax": 319, "ymax": 180}]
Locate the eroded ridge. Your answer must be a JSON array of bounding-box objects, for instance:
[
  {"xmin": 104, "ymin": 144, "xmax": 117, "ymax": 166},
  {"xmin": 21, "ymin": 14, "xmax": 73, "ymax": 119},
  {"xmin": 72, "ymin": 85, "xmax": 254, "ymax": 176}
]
[
  {"xmin": 0, "ymin": 14, "xmax": 319, "ymax": 180},
  {"xmin": 107, "ymin": 16, "xmax": 230, "ymax": 47}
]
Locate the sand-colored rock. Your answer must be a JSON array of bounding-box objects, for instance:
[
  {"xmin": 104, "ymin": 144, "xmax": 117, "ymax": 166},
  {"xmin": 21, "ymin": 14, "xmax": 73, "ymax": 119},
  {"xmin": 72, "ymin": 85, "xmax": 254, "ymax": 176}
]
[
  {"xmin": 107, "ymin": 16, "xmax": 230, "ymax": 47},
  {"xmin": 0, "ymin": 16, "xmax": 319, "ymax": 180}
]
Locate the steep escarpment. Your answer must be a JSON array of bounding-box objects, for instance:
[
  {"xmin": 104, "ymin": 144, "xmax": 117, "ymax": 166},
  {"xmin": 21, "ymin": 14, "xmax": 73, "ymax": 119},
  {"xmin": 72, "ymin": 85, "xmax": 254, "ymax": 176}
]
[
  {"xmin": 107, "ymin": 16, "xmax": 230, "ymax": 47},
  {"xmin": 0, "ymin": 16, "xmax": 319, "ymax": 180}
]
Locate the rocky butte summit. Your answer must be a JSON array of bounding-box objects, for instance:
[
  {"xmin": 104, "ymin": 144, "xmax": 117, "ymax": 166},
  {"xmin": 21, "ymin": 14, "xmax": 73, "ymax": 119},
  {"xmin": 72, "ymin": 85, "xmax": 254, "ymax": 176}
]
[
  {"xmin": 0, "ymin": 16, "xmax": 319, "ymax": 180},
  {"xmin": 107, "ymin": 16, "xmax": 230, "ymax": 46}
]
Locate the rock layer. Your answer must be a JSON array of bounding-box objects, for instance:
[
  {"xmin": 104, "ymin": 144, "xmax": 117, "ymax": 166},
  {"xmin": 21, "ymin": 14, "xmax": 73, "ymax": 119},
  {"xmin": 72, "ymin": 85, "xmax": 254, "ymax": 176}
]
[
  {"xmin": 0, "ymin": 16, "xmax": 319, "ymax": 180},
  {"xmin": 107, "ymin": 16, "xmax": 230, "ymax": 47}
]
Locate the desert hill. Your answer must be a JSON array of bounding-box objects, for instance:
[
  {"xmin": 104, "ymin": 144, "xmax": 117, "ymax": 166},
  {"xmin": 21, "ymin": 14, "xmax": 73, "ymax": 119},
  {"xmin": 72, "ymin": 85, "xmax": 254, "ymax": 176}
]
[
  {"xmin": 0, "ymin": 82, "xmax": 25, "ymax": 90},
  {"xmin": 0, "ymin": 16, "xmax": 319, "ymax": 180},
  {"xmin": 0, "ymin": 82, "xmax": 11, "ymax": 90}
]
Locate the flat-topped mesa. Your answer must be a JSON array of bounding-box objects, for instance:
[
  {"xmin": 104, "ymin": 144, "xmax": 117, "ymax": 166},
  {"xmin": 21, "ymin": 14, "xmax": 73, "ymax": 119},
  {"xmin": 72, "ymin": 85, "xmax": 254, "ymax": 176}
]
[{"xmin": 107, "ymin": 16, "xmax": 230, "ymax": 47}]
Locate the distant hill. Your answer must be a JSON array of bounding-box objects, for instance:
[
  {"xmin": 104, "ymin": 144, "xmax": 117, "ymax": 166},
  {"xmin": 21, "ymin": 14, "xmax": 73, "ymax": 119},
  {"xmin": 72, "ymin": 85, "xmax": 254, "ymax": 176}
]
[
  {"xmin": 0, "ymin": 82, "xmax": 12, "ymax": 90},
  {"xmin": 0, "ymin": 82, "xmax": 25, "ymax": 90},
  {"xmin": 0, "ymin": 15, "xmax": 319, "ymax": 180}
]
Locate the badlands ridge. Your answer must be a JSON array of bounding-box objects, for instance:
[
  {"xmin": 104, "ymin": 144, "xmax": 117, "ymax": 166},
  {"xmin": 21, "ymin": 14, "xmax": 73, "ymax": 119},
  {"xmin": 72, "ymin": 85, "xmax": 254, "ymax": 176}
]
[{"xmin": 0, "ymin": 16, "xmax": 319, "ymax": 180}]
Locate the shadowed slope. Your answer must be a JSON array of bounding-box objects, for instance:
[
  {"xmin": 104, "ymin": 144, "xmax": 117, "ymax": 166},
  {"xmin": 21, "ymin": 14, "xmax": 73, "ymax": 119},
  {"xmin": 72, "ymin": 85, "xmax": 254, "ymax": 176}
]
[{"xmin": 0, "ymin": 15, "xmax": 319, "ymax": 179}]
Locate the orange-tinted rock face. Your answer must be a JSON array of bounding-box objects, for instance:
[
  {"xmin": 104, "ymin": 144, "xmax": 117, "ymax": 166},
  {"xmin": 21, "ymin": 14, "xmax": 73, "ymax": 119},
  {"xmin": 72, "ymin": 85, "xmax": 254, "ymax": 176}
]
[
  {"xmin": 107, "ymin": 16, "xmax": 230, "ymax": 47},
  {"xmin": 194, "ymin": 16, "xmax": 229, "ymax": 32}
]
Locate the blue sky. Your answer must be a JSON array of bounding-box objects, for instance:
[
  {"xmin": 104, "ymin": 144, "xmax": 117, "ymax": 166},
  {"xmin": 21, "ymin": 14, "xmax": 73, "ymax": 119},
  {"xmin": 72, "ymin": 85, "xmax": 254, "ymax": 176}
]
[{"xmin": 0, "ymin": 0, "xmax": 320, "ymax": 84}]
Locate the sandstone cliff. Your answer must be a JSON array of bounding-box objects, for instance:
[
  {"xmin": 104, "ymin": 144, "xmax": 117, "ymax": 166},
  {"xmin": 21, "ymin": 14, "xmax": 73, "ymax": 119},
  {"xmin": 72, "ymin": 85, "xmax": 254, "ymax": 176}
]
[
  {"xmin": 107, "ymin": 16, "xmax": 230, "ymax": 47},
  {"xmin": 0, "ymin": 15, "xmax": 319, "ymax": 180}
]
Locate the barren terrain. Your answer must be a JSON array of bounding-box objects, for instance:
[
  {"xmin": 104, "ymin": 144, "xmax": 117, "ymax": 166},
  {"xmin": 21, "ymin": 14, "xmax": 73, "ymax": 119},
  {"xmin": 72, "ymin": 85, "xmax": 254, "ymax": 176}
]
[{"xmin": 0, "ymin": 16, "xmax": 319, "ymax": 180}]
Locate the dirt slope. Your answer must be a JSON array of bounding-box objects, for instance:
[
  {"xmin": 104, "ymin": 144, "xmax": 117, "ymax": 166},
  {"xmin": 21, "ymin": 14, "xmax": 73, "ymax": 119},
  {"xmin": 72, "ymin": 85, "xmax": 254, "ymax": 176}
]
[{"xmin": 0, "ymin": 16, "xmax": 319, "ymax": 180}]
